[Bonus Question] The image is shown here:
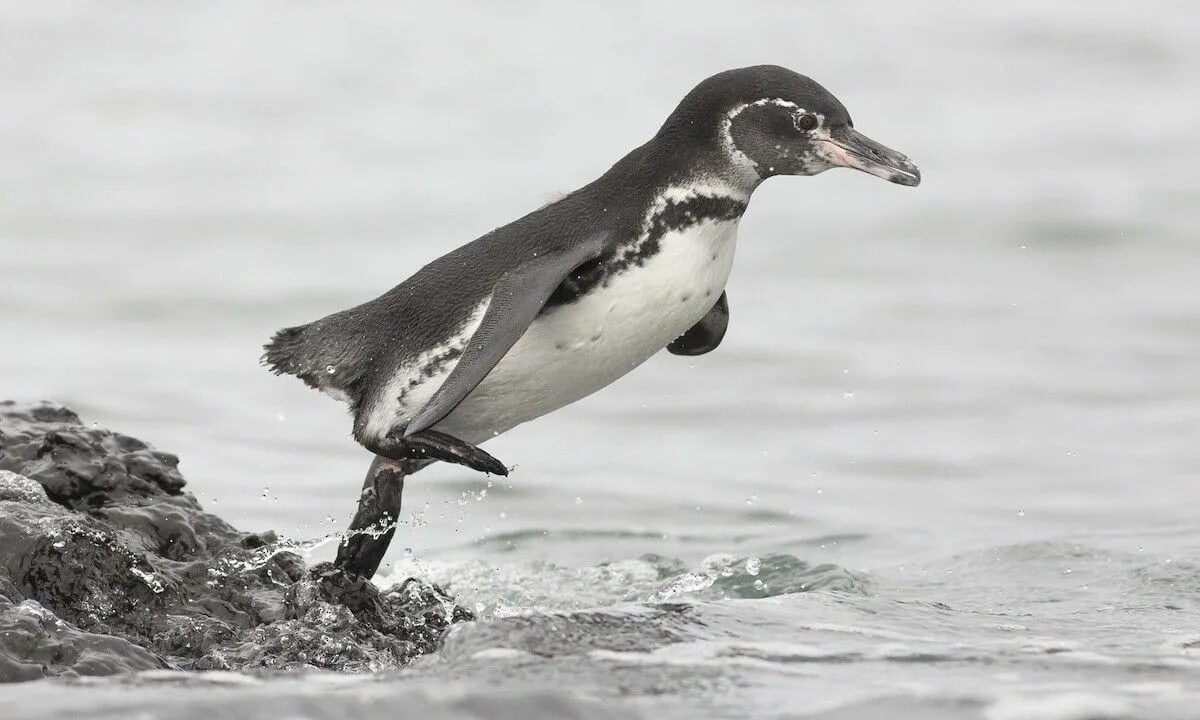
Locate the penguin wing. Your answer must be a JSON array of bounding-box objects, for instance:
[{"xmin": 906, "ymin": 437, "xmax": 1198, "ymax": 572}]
[
  {"xmin": 667, "ymin": 291, "xmax": 729, "ymax": 356},
  {"xmin": 404, "ymin": 231, "xmax": 612, "ymax": 436}
]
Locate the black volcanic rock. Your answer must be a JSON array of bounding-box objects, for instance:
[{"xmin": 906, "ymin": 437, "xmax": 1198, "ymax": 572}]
[{"xmin": 0, "ymin": 401, "xmax": 469, "ymax": 682}]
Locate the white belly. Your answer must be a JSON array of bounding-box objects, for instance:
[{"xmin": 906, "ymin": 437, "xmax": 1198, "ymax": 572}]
[{"xmin": 433, "ymin": 218, "xmax": 739, "ymax": 444}]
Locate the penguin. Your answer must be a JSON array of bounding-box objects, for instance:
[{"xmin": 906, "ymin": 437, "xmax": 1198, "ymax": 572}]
[{"xmin": 264, "ymin": 65, "xmax": 920, "ymax": 577}]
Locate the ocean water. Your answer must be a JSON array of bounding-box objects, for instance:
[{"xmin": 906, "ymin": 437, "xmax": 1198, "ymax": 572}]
[{"xmin": 2, "ymin": 1, "xmax": 1200, "ymax": 717}]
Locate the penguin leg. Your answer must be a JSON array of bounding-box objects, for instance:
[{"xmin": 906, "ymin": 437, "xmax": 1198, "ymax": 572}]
[
  {"xmin": 374, "ymin": 428, "xmax": 509, "ymax": 477},
  {"xmin": 334, "ymin": 455, "xmax": 431, "ymax": 578}
]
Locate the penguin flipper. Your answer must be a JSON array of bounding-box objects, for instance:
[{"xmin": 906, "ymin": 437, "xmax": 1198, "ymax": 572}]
[
  {"xmin": 667, "ymin": 291, "xmax": 729, "ymax": 356},
  {"xmin": 405, "ymin": 231, "xmax": 612, "ymax": 436}
]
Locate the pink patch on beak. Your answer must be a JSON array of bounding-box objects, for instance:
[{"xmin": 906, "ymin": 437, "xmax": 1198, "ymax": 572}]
[{"xmin": 818, "ymin": 137, "xmax": 856, "ymax": 168}]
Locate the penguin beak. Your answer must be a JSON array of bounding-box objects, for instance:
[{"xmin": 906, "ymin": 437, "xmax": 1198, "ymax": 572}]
[{"xmin": 819, "ymin": 126, "xmax": 921, "ymax": 187}]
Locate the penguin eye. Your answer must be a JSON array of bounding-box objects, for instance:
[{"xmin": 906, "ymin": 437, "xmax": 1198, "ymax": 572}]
[{"xmin": 795, "ymin": 113, "xmax": 818, "ymax": 132}]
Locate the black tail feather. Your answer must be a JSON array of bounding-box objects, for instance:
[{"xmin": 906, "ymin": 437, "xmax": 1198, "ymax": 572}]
[
  {"xmin": 262, "ymin": 325, "xmax": 308, "ymax": 377},
  {"xmin": 262, "ymin": 320, "xmax": 366, "ymax": 404}
]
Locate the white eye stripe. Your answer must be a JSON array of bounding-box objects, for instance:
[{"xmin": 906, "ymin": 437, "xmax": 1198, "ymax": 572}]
[
  {"xmin": 726, "ymin": 99, "xmax": 826, "ymax": 132},
  {"xmin": 727, "ymin": 97, "xmax": 800, "ymax": 121}
]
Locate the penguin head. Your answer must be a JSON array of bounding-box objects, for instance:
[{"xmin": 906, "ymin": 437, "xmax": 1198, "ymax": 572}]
[{"xmin": 660, "ymin": 65, "xmax": 920, "ymax": 187}]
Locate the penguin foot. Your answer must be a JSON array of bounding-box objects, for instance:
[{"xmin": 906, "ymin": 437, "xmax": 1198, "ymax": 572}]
[
  {"xmin": 334, "ymin": 457, "xmax": 411, "ymax": 579},
  {"xmin": 379, "ymin": 429, "xmax": 509, "ymax": 476}
]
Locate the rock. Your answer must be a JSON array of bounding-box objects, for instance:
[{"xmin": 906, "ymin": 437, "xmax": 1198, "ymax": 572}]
[
  {"xmin": 0, "ymin": 401, "xmax": 469, "ymax": 682},
  {"xmin": 0, "ymin": 598, "xmax": 166, "ymax": 680},
  {"xmin": 0, "ymin": 470, "xmax": 49, "ymax": 504}
]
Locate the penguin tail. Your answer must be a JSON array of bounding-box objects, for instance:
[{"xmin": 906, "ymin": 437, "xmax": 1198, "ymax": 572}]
[
  {"xmin": 262, "ymin": 324, "xmax": 309, "ymax": 377},
  {"xmin": 262, "ymin": 321, "xmax": 365, "ymax": 404}
]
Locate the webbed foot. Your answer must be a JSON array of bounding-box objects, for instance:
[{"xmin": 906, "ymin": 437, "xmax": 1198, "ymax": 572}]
[{"xmin": 378, "ymin": 429, "xmax": 508, "ymax": 476}]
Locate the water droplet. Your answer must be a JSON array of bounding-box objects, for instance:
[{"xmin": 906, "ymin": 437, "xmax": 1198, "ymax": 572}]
[
  {"xmin": 325, "ymin": 365, "xmax": 336, "ymax": 374},
  {"xmin": 752, "ymin": 579, "xmax": 765, "ymax": 591},
  {"xmin": 1016, "ymin": 509, "xmax": 1025, "ymax": 518},
  {"xmin": 574, "ymin": 496, "xmax": 583, "ymax": 504},
  {"xmin": 745, "ymin": 493, "xmax": 757, "ymax": 506},
  {"xmin": 745, "ymin": 557, "xmax": 761, "ymax": 576}
]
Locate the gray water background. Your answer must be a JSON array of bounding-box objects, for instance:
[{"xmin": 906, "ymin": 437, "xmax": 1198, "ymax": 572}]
[{"xmin": 2, "ymin": 1, "xmax": 1199, "ymax": 717}]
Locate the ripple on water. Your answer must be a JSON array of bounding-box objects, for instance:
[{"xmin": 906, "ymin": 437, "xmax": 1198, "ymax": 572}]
[{"xmin": 377, "ymin": 551, "xmax": 871, "ymax": 617}]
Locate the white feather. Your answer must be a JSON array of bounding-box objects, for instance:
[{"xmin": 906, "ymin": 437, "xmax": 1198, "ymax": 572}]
[{"xmin": 360, "ymin": 299, "xmax": 490, "ymax": 442}]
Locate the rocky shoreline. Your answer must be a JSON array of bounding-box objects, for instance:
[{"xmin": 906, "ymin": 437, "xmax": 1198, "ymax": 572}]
[{"xmin": 0, "ymin": 401, "xmax": 469, "ymax": 682}]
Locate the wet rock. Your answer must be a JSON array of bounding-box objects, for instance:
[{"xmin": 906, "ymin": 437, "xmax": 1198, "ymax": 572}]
[
  {"xmin": 0, "ymin": 470, "xmax": 49, "ymax": 504},
  {"xmin": 0, "ymin": 597, "xmax": 166, "ymax": 681},
  {"xmin": 0, "ymin": 401, "xmax": 469, "ymax": 682}
]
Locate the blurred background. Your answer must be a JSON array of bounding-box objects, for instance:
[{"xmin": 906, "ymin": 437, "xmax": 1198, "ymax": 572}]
[{"xmin": 2, "ymin": 0, "xmax": 1198, "ymax": 613}]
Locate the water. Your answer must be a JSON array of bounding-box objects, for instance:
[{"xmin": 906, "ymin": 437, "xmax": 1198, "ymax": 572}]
[{"xmin": 2, "ymin": 1, "xmax": 1199, "ymax": 717}]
